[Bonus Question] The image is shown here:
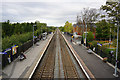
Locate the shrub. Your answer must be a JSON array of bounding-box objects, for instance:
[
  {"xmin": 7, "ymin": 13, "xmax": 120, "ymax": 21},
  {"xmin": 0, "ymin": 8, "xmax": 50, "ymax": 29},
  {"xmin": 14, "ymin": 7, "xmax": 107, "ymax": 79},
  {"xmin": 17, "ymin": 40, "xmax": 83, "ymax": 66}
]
[
  {"xmin": 87, "ymin": 32, "xmax": 94, "ymax": 41},
  {"xmin": 2, "ymin": 37, "xmax": 11, "ymax": 51},
  {"xmin": 91, "ymin": 41, "xmax": 97, "ymax": 47},
  {"xmin": 2, "ymin": 32, "xmax": 33, "ymax": 51}
]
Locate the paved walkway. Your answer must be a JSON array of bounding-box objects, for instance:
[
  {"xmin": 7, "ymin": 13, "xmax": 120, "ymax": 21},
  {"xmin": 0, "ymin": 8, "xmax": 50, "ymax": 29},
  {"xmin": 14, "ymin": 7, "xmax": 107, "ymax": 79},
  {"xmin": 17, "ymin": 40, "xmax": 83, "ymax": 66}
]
[
  {"xmin": 2, "ymin": 34, "xmax": 53, "ymax": 79},
  {"xmin": 64, "ymin": 34, "xmax": 120, "ymax": 79}
]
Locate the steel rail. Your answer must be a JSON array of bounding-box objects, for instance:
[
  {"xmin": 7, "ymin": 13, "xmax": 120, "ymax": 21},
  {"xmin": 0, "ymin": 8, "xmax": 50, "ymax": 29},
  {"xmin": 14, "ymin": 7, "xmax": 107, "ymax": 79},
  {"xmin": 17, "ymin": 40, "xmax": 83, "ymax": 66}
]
[
  {"xmin": 28, "ymin": 33, "xmax": 54, "ymax": 80},
  {"xmin": 60, "ymin": 31, "xmax": 92, "ymax": 80}
]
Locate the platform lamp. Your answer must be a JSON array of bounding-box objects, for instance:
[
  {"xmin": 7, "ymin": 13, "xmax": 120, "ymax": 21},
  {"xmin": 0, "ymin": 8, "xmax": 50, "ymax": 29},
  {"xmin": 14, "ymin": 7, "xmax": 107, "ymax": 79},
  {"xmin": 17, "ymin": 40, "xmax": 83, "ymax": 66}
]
[
  {"xmin": 113, "ymin": 0, "xmax": 120, "ymax": 77},
  {"xmin": 109, "ymin": 21, "xmax": 112, "ymax": 48},
  {"xmin": 83, "ymin": 19, "xmax": 87, "ymax": 47},
  {"xmin": 78, "ymin": 15, "xmax": 84, "ymax": 44},
  {"xmin": 79, "ymin": 16, "xmax": 84, "ymax": 45},
  {"xmin": 113, "ymin": 22, "xmax": 119, "ymax": 77},
  {"xmin": 33, "ymin": 24, "xmax": 36, "ymax": 47}
]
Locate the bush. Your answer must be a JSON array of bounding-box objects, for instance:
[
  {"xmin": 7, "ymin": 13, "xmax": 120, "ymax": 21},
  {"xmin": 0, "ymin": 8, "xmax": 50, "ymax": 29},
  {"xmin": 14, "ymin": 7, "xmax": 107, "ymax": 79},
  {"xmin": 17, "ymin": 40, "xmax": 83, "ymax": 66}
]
[
  {"xmin": 2, "ymin": 32, "xmax": 33, "ymax": 51},
  {"xmin": 2, "ymin": 37, "xmax": 11, "ymax": 51},
  {"xmin": 87, "ymin": 32, "xmax": 94, "ymax": 41},
  {"xmin": 105, "ymin": 48, "xmax": 115, "ymax": 54},
  {"xmin": 88, "ymin": 40, "xmax": 97, "ymax": 47},
  {"xmin": 91, "ymin": 41, "xmax": 97, "ymax": 46}
]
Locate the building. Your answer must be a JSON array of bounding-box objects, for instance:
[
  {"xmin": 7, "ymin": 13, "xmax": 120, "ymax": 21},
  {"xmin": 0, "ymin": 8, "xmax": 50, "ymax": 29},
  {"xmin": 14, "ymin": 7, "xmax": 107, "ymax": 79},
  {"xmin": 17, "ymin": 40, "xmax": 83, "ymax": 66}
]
[
  {"xmin": 73, "ymin": 23, "xmax": 86, "ymax": 35},
  {"xmin": 73, "ymin": 22, "xmax": 96, "ymax": 38}
]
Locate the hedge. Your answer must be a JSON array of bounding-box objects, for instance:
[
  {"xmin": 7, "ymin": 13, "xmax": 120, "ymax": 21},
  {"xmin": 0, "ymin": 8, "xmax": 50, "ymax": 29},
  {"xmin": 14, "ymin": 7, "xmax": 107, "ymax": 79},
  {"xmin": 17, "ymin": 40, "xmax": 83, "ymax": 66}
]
[{"xmin": 2, "ymin": 32, "xmax": 33, "ymax": 51}]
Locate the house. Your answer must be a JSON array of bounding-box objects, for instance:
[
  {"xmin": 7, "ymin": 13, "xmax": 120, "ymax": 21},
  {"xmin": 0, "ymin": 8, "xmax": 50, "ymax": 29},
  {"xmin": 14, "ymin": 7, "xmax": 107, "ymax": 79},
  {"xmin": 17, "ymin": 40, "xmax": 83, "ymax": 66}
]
[
  {"xmin": 73, "ymin": 23, "xmax": 86, "ymax": 35},
  {"xmin": 73, "ymin": 22, "xmax": 96, "ymax": 38}
]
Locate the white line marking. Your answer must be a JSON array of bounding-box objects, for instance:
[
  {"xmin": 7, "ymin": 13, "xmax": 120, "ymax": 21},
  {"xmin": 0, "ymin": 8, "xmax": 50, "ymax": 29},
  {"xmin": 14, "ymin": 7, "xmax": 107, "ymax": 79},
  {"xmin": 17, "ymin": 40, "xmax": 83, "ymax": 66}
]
[{"xmin": 28, "ymin": 34, "xmax": 54, "ymax": 79}]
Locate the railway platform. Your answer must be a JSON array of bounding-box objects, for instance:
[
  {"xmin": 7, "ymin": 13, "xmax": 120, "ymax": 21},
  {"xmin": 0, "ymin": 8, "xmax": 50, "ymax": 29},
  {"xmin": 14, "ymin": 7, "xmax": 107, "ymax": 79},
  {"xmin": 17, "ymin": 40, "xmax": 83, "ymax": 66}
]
[
  {"xmin": 2, "ymin": 34, "xmax": 53, "ymax": 79},
  {"xmin": 64, "ymin": 34, "xmax": 120, "ymax": 79},
  {"xmin": 30, "ymin": 30, "xmax": 92, "ymax": 79},
  {"xmin": 3, "ymin": 30, "xmax": 120, "ymax": 79}
]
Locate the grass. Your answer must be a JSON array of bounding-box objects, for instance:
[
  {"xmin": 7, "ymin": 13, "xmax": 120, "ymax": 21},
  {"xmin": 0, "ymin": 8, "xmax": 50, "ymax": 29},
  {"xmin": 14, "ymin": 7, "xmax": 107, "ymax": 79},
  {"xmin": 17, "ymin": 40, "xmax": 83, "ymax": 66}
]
[
  {"xmin": 89, "ymin": 40, "xmax": 115, "ymax": 48},
  {"xmin": 88, "ymin": 40, "xmax": 116, "ymax": 55},
  {"xmin": 105, "ymin": 48, "xmax": 116, "ymax": 54}
]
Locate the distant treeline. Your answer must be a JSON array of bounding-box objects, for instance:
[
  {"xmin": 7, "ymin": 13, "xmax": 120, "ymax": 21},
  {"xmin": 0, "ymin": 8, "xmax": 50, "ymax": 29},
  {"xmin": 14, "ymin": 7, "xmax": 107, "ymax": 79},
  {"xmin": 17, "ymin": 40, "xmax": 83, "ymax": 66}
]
[{"xmin": 2, "ymin": 20, "xmax": 56, "ymax": 51}]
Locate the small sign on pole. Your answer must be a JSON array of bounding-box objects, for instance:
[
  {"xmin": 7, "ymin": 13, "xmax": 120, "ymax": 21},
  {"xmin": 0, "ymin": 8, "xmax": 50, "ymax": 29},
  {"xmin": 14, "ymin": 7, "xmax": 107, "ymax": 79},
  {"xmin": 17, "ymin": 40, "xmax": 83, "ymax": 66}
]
[
  {"xmin": 8, "ymin": 55, "xmax": 11, "ymax": 63},
  {"xmin": 84, "ymin": 38, "xmax": 86, "ymax": 44},
  {"xmin": 97, "ymin": 43, "xmax": 102, "ymax": 46}
]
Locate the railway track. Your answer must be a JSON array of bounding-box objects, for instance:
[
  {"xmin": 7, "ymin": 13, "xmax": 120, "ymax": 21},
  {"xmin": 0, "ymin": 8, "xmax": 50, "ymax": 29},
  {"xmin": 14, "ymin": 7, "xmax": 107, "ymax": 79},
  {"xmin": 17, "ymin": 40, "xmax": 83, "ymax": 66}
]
[
  {"xmin": 60, "ymin": 33, "xmax": 79, "ymax": 79},
  {"xmin": 31, "ymin": 32, "xmax": 56, "ymax": 79},
  {"xmin": 31, "ymin": 29, "xmax": 90, "ymax": 80}
]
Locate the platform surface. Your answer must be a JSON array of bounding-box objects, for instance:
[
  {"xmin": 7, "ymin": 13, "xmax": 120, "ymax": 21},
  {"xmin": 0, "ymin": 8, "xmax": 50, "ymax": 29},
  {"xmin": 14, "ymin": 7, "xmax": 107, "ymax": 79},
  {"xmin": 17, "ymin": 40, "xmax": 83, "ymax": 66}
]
[
  {"xmin": 2, "ymin": 34, "xmax": 53, "ymax": 79},
  {"xmin": 64, "ymin": 34, "xmax": 120, "ymax": 79}
]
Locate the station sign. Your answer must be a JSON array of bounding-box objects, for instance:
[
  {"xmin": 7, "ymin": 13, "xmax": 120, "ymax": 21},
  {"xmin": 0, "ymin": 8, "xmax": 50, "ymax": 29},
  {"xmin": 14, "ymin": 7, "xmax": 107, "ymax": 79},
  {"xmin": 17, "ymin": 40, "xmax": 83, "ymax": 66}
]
[
  {"xmin": 0, "ymin": 48, "xmax": 11, "ymax": 54},
  {"xmin": 12, "ymin": 45, "xmax": 18, "ymax": 55}
]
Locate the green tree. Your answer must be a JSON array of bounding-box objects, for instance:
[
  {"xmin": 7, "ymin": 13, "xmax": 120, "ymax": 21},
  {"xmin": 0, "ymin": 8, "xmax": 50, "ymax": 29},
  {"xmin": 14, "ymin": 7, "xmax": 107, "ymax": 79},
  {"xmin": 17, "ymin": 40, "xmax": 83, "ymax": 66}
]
[
  {"xmin": 96, "ymin": 20, "xmax": 110, "ymax": 40},
  {"xmin": 101, "ymin": 1, "xmax": 120, "ymax": 23},
  {"xmin": 101, "ymin": 0, "xmax": 120, "ymax": 61},
  {"xmin": 87, "ymin": 31, "xmax": 94, "ymax": 41},
  {"xmin": 59, "ymin": 26, "xmax": 64, "ymax": 32},
  {"xmin": 78, "ymin": 8, "xmax": 100, "ymax": 32},
  {"xmin": 2, "ymin": 20, "xmax": 14, "ymax": 37},
  {"xmin": 2, "ymin": 20, "xmax": 50, "ymax": 51},
  {"xmin": 64, "ymin": 21, "xmax": 73, "ymax": 33}
]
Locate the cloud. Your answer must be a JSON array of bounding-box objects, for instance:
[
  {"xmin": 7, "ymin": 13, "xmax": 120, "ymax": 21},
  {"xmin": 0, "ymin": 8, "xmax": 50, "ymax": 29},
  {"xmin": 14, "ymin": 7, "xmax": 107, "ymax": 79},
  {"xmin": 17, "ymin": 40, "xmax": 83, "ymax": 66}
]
[
  {"xmin": 2, "ymin": 0, "xmax": 106, "ymax": 2},
  {"xmin": 2, "ymin": 0, "xmax": 106, "ymax": 26}
]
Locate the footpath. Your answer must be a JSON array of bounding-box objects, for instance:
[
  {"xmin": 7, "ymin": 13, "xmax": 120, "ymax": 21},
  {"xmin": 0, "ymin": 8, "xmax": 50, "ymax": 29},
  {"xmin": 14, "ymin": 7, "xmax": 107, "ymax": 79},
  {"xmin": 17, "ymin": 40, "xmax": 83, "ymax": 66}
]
[
  {"xmin": 2, "ymin": 34, "xmax": 53, "ymax": 79},
  {"xmin": 64, "ymin": 34, "xmax": 120, "ymax": 79}
]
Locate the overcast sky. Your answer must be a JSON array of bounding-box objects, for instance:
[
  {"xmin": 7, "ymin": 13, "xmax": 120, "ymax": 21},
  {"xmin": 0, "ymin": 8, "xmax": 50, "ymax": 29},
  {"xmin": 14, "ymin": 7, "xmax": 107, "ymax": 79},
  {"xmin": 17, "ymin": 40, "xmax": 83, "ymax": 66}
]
[{"xmin": 1, "ymin": 0, "xmax": 106, "ymax": 26}]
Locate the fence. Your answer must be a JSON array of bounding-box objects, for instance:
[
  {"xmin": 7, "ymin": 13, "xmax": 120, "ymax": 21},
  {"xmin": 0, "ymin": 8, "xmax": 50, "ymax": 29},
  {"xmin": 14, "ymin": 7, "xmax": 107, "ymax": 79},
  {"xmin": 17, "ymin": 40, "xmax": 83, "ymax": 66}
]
[
  {"xmin": 2, "ymin": 36, "xmax": 42, "ymax": 68},
  {"xmin": 87, "ymin": 43, "xmax": 120, "ymax": 69},
  {"xmin": 66, "ymin": 32, "xmax": 120, "ymax": 69}
]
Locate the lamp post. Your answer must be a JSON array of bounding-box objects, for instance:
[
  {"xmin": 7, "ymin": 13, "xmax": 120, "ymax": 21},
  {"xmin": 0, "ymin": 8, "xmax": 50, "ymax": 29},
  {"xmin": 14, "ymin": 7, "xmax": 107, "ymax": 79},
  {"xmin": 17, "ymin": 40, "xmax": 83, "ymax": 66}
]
[
  {"xmin": 79, "ymin": 16, "xmax": 84, "ymax": 44},
  {"xmin": 33, "ymin": 24, "xmax": 36, "ymax": 47},
  {"xmin": 41, "ymin": 25, "xmax": 42, "ymax": 35},
  {"xmin": 82, "ymin": 20, "xmax": 85, "ymax": 45},
  {"xmin": 113, "ymin": 1, "xmax": 119, "ymax": 77},
  {"xmin": 109, "ymin": 18, "xmax": 113, "ymax": 48},
  {"xmin": 85, "ymin": 22, "xmax": 87, "ymax": 47},
  {"xmin": 80, "ymin": 17, "xmax": 84, "ymax": 36},
  {"xmin": 78, "ymin": 16, "xmax": 84, "ymax": 35},
  {"xmin": 77, "ymin": 15, "xmax": 84, "ymax": 44},
  {"xmin": 109, "ymin": 26, "xmax": 112, "ymax": 48},
  {"xmin": 113, "ymin": 22, "xmax": 119, "ymax": 77}
]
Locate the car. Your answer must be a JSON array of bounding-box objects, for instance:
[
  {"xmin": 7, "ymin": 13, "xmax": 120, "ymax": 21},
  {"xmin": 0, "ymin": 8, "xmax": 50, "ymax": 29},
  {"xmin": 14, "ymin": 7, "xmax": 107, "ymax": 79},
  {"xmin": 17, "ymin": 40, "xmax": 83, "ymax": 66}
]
[{"xmin": 42, "ymin": 32, "xmax": 47, "ymax": 40}]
